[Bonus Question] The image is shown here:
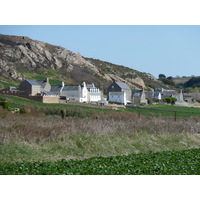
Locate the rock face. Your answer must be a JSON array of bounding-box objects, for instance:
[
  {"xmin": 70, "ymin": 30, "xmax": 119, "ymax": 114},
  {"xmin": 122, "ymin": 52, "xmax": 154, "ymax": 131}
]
[{"xmin": 0, "ymin": 34, "xmax": 167, "ymax": 91}]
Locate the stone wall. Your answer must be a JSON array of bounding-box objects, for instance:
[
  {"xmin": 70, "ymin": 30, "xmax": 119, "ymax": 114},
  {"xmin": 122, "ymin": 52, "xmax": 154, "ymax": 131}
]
[{"xmin": 43, "ymin": 96, "xmax": 59, "ymax": 103}]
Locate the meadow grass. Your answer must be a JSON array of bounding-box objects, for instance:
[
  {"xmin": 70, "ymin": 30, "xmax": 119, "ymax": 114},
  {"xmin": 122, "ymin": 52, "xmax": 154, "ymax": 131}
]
[{"xmin": 0, "ymin": 111, "xmax": 200, "ymax": 164}]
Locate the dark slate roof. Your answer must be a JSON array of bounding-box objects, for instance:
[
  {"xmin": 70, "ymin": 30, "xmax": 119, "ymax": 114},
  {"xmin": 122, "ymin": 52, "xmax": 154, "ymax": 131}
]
[
  {"xmin": 26, "ymin": 80, "xmax": 41, "ymax": 86},
  {"xmin": 162, "ymin": 91, "xmax": 178, "ymax": 98},
  {"xmin": 51, "ymin": 85, "xmax": 62, "ymax": 92},
  {"xmin": 62, "ymin": 86, "xmax": 80, "ymax": 91},
  {"xmin": 37, "ymin": 80, "xmax": 47, "ymax": 88},
  {"xmin": 116, "ymin": 82, "xmax": 130, "ymax": 90}
]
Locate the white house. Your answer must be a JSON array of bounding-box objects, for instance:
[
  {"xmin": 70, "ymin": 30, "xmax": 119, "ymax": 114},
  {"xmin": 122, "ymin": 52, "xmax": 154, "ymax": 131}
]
[
  {"xmin": 87, "ymin": 83, "xmax": 102, "ymax": 102},
  {"xmin": 109, "ymin": 91, "xmax": 127, "ymax": 105},
  {"xmin": 108, "ymin": 81, "xmax": 132, "ymax": 105},
  {"xmin": 51, "ymin": 81, "xmax": 102, "ymax": 103}
]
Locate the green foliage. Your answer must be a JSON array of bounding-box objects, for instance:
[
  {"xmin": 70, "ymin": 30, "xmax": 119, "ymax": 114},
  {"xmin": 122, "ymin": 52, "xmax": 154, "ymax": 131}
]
[
  {"xmin": 163, "ymin": 97, "xmax": 177, "ymax": 105},
  {"xmin": 49, "ymin": 79, "xmax": 62, "ymax": 86},
  {"xmin": 185, "ymin": 87, "xmax": 200, "ymax": 93},
  {"xmin": 0, "ymin": 80, "xmax": 18, "ymax": 88},
  {"xmin": 184, "ymin": 76, "xmax": 200, "ymax": 88},
  {"xmin": 0, "ymin": 149, "xmax": 199, "ymax": 175},
  {"xmin": 146, "ymin": 98, "xmax": 152, "ymax": 104},
  {"xmin": 158, "ymin": 74, "xmax": 166, "ymax": 79},
  {"xmin": 161, "ymin": 78, "xmax": 175, "ymax": 86},
  {"xmin": 0, "ymin": 101, "xmax": 9, "ymax": 109}
]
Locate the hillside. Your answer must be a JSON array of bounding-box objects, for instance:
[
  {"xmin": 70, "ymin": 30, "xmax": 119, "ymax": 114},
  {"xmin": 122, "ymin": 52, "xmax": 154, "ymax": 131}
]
[{"xmin": 0, "ymin": 34, "xmax": 168, "ymax": 92}]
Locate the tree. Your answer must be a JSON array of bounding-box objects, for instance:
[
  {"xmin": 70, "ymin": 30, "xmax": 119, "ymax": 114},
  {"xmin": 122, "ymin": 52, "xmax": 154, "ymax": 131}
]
[
  {"xmin": 161, "ymin": 78, "xmax": 175, "ymax": 86},
  {"xmin": 158, "ymin": 74, "xmax": 166, "ymax": 79},
  {"xmin": 184, "ymin": 77, "xmax": 200, "ymax": 88},
  {"xmin": 163, "ymin": 97, "xmax": 177, "ymax": 105}
]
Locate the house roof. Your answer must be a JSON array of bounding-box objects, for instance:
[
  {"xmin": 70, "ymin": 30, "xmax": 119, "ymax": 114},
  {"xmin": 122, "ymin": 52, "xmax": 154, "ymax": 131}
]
[
  {"xmin": 51, "ymin": 85, "xmax": 63, "ymax": 92},
  {"xmin": 62, "ymin": 86, "xmax": 80, "ymax": 91},
  {"xmin": 116, "ymin": 82, "xmax": 130, "ymax": 90},
  {"xmin": 132, "ymin": 90, "xmax": 142, "ymax": 97},
  {"xmin": 41, "ymin": 88, "xmax": 56, "ymax": 95},
  {"xmin": 26, "ymin": 80, "xmax": 41, "ymax": 86},
  {"xmin": 37, "ymin": 80, "xmax": 47, "ymax": 88},
  {"xmin": 162, "ymin": 91, "xmax": 178, "ymax": 98}
]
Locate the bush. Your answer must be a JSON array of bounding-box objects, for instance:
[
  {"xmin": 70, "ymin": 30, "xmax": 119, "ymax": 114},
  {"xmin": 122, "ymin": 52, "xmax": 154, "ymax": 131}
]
[
  {"xmin": 146, "ymin": 98, "xmax": 152, "ymax": 104},
  {"xmin": 0, "ymin": 101, "xmax": 9, "ymax": 110},
  {"xmin": 163, "ymin": 97, "xmax": 177, "ymax": 105}
]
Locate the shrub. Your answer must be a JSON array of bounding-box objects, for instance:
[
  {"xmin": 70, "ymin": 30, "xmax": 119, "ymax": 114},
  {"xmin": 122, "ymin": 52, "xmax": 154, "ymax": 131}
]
[
  {"xmin": 0, "ymin": 101, "xmax": 9, "ymax": 110},
  {"xmin": 146, "ymin": 98, "xmax": 152, "ymax": 104},
  {"xmin": 163, "ymin": 97, "xmax": 177, "ymax": 105}
]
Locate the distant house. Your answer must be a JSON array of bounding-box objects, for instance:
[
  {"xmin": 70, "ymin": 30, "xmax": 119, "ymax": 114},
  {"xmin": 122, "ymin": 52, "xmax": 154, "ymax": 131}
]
[
  {"xmin": 0, "ymin": 79, "xmax": 58, "ymax": 103},
  {"xmin": 108, "ymin": 81, "xmax": 132, "ymax": 105},
  {"xmin": 61, "ymin": 85, "xmax": 83, "ymax": 102},
  {"xmin": 132, "ymin": 89, "xmax": 147, "ymax": 105},
  {"xmin": 0, "ymin": 86, "xmax": 20, "ymax": 95},
  {"xmin": 37, "ymin": 78, "xmax": 51, "ymax": 92},
  {"xmin": 87, "ymin": 83, "xmax": 102, "ymax": 102},
  {"xmin": 153, "ymin": 88, "xmax": 182, "ymax": 101},
  {"xmin": 51, "ymin": 81, "xmax": 102, "ymax": 103},
  {"xmin": 51, "ymin": 82, "xmax": 65, "ymax": 95},
  {"xmin": 19, "ymin": 80, "xmax": 41, "ymax": 96},
  {"xmin": 109, "ymin": 91, "xmax": 127, "ymax": 105}
]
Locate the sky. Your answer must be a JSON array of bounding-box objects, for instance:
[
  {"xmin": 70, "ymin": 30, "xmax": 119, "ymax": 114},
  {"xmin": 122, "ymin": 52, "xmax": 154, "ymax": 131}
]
[{"xmin": 0, "ymin": 25, "xmax": 200, "ymax": 78}]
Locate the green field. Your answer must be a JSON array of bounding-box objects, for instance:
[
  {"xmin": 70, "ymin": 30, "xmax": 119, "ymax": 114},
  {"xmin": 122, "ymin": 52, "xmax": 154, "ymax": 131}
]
[
  {"xmin": 0, "ymin": 148, "xmax": 199, "ymax": 175},
  {"xmin": 0, "ymin": 80, "xmax": 18, "ymax": 88},
  {"xmin": 127, "ymin": 104, "xmax": 200, "ymax": 118},
  {"xmin": 1, "ymin": 94, "xmax": 200, "ymax": 119}
]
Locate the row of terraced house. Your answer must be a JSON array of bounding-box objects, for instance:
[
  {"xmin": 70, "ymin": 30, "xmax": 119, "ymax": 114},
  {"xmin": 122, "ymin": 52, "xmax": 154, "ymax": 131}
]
[{"xmin": 0, "ymin": 78, "xmax": 199, "ymax": 105}]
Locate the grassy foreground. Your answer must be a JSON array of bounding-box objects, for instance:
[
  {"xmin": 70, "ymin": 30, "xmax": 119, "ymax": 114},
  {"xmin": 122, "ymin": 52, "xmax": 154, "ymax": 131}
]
[
  {"xmin": 0, "ymin": 148, "xmax": 199, "ymax": 175},
  {"xmin": 0, "ymin": 96, "xmax": 200, "ymax": 174}
]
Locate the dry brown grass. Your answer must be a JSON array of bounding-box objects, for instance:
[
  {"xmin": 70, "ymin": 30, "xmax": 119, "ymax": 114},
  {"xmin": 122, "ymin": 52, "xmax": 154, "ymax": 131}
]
[
  {"xmin": 0, "ymin": 112, "xmax": 200, "ymax": 143},
  {"xmin": 1, "ymin": 111, "xmax": 200, "ymax": 164}
]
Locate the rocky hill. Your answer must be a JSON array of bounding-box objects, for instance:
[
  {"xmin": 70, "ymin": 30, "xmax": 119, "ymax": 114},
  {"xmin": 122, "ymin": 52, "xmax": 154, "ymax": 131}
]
[{"xmin": 0, "ymin": 34, "xmax": 168, "ymax": 93}]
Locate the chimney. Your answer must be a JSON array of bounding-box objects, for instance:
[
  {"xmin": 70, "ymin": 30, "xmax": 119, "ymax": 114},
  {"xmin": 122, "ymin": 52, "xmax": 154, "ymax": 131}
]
[
  {"xmin": 82, "ymin": 82, "xmax": 86, "ymax": 88},
  {"xmin": 60, "ymin": 81, "xmax": 65, "ymax": 92},
  {"xmin": 62, "ymin": 81, "xmax": 65, "ymax": 87}
]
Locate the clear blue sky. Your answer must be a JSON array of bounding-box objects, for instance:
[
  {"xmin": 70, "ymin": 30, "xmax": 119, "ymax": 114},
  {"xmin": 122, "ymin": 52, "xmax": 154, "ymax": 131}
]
[{"xmin": 0, "ymin": 25, "xmax": 200, "ymax": 78}]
